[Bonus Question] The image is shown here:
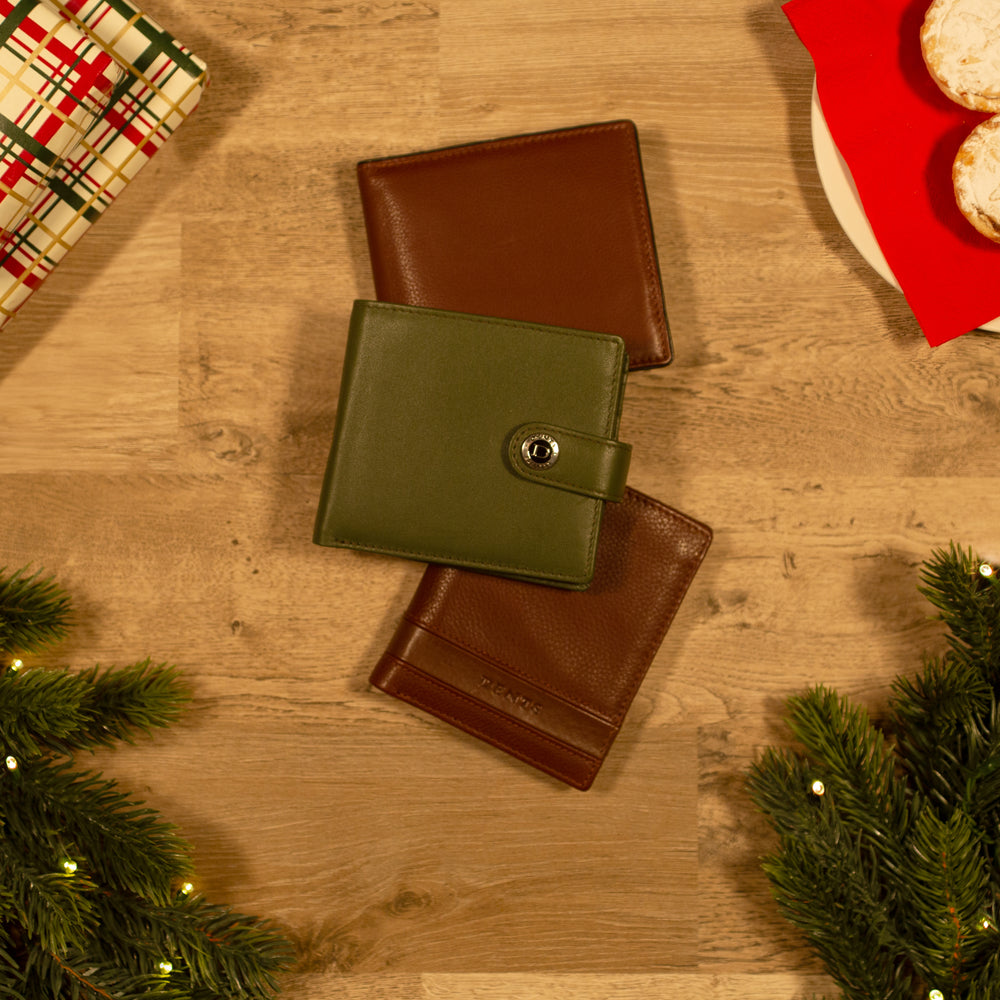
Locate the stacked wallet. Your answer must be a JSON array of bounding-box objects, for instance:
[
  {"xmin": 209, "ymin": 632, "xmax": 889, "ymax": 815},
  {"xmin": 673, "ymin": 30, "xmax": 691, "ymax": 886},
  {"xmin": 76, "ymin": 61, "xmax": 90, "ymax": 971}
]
[
  {"xmin": 313, "ymin": 300, "xmax": 632, "ymax": 590},
  {"xmin": 315, "ymin": 120, "xmax": 712, "ymax": 789},
  {"xmin": 369, "ymin": 489, "xmax": 711, "ymax": 790},
  {"xmin": 356, "ymin": 119, "xmax": 672, "ymax": 370}
]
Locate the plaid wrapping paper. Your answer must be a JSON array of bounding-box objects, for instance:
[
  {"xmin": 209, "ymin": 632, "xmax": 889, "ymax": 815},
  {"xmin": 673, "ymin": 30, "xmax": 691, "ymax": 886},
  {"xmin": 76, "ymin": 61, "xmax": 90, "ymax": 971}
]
[
  {"xmin": 0, "ymin": 0, "xmax": 207, "ymax": 326},
  {"xmin": 0, "ymin": 0, "xmax": 123, "ymax": 239}
]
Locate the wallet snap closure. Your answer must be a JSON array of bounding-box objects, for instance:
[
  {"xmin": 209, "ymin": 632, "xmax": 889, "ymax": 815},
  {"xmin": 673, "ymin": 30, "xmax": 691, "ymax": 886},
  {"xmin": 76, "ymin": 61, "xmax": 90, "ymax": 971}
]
[
  {"xmin": 507, "ymin": 423, "xmax": 631, "ymax": 502},
  {"xmin": 521, "ymin": 433, "xmax": 559, "ymax": 469}
]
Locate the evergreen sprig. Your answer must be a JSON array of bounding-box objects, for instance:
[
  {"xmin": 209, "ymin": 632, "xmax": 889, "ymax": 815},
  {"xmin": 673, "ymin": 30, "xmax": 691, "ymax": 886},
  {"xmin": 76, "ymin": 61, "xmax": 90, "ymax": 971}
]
[
  {"xmin": 0, "ymin": 568, "xmax": 293, "ymax": 997},
  {"xmin": 748, "ymin": 543, "xmax": 1000, "ymax": 1000},
  {"xmin": 0, "ymin": 659, "xmax": 192, "ymax": 759},
  {"xmin": 0, "ymin": 567, "xmax": 72, "ymax": 655}
]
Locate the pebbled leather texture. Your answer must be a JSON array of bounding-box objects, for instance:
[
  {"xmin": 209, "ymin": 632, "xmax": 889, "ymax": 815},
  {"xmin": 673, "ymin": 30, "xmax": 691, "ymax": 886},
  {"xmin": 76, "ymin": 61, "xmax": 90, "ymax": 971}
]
[
  {"xmin": 357, "ymin": 119, "xmax": 673, "ymax": 370},
  {"xmin": 369, "ymin": 488, "xmax": 713, "ymax": 789},
  {"xmin": 314, "ymin": 301, "xmax": 630, "ymax": 589}
]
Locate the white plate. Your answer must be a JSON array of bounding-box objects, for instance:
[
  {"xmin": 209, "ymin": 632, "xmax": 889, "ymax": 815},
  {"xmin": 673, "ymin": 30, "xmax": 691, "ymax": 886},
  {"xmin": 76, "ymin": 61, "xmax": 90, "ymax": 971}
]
[{"xmin": 810, "ymin": 78, "xmax": 1000, "ymax": 333}]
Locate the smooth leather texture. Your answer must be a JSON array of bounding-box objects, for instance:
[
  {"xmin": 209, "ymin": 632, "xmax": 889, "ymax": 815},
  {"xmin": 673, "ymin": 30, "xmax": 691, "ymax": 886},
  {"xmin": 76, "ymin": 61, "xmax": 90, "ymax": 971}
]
[
  {"xmin": 357, "ymin": 120, "xmax": 673, "ymax": 370},
  {"xmin": 314, "ymin": 301, "xmax": 630, "ymax": 589},
  {"xmin": 507, "ymin": 423, "xmax": 632, "ymax": 502},
  {"xmin": 369, "ymin": 488, "xmax": 713, "ymax": 790}
]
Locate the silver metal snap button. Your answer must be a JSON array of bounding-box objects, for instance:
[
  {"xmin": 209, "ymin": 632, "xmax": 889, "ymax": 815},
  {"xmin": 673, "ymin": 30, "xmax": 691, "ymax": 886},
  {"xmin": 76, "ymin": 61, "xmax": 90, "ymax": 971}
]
[{"xmin": 521, "ymin": 433, "xmax": 559, "ymax": 469}]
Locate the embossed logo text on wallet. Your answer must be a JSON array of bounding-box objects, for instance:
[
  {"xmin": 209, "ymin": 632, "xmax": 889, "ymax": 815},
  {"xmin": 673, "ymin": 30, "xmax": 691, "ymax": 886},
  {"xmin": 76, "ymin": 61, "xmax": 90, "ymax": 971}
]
[{"xmin": 479, "ymin": 675, "xmax": 543, "ymax": 715}]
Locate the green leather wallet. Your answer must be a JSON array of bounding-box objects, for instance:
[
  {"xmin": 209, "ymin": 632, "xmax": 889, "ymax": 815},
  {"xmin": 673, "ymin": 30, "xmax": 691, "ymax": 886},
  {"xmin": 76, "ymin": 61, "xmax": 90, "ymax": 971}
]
[{"xmin": 313, "ymin": 301, "xmax": 632, "ymax": 589}]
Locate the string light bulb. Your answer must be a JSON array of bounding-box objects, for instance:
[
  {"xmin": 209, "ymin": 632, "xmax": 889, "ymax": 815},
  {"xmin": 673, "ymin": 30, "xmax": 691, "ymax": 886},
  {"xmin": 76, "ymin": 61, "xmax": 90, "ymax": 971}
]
[
  {"xmin": 157, "ymin": 960, "xmax": 173, "ymax": 976},
  {"xmin": 61, "ymin": 859, "xmax": 77, "ymax": 875},
  {"xmin": 982, "ymin": 916, "xmax": 993, "ymax": 930},
  {"xmin": 980, "ymin": 563, "xmax": 995, "ymax": 578},
  {"xmin": 929, "ymin": 990, "xmax": 944, "ymax": 1000},
  {"xmin": 179, "ymin": 881, "xmax": 194, "ymax": 896},
  {"xmin": 9, "ymin": 658, "xmax": 22, "ymax": 672},
  {"xmin": 5, "ymin": 756, "xmax": 17, "ymax": 771},
  {"xmin": 810, "ymin": 779, "xmax": 826, "ymax": 796}
]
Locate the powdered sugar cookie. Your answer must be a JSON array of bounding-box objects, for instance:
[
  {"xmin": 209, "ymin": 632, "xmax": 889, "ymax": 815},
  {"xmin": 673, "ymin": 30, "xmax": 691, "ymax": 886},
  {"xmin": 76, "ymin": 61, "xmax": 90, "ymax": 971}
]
[
  {"xmin": 954, "ymin": 115, "xmax": 1000, "ymax": 242},
  {"xmin": 921, "ymin": 0, "xmax": 1000, "ymax": 111}
]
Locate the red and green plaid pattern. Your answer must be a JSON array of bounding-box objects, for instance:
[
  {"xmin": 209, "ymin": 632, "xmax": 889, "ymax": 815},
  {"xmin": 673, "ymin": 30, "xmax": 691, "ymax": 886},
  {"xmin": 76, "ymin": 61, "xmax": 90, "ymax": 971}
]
[
  {"xmin": 0, "ymin": 0, "xmax": 122, "ymax": 238},
  {"xmin": 0, "ymin": 0, "xmax": 207, "ymax": 326}
]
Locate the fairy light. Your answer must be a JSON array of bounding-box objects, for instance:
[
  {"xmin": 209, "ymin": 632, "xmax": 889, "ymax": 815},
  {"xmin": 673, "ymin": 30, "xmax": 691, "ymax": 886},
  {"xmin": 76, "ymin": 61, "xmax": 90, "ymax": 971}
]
[
  {"xmin": 157, "ymin": 960, "xmax": 173, "ymax": 976},
  {"xmin": 179, "ymin": 881, "xmax": 194, "ymax": 896},
  {"xmin": 9, "ymin": 658, "xmax": 22, "ymax": 672},
  {"xmin": 810, "ymin": 779, "xmax": 826, "ymax": 796},
  {"xmin": 982, "ymin": 916, "xmax": 993, "ymax": 930},
  {"xmin": 979, "ymin": 563, "xmax": 995, "ymax": 578},
  {"xmin": 929, "ymin": 990, "xmax": 944, "ymax": 1000},
  {"xmin": 5, "ymin": 756, "xmax": 17, "ymax": 771},
  {"xmin": 61, "ymin": 859, "xmax": 77, "ymax": 875}
]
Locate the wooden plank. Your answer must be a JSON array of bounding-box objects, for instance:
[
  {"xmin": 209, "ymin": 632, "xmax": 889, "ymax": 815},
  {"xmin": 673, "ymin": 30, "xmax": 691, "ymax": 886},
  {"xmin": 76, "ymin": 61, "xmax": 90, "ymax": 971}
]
[{"xmin": 3, "ymin": 0, "xmax": 995, "ymax": 993}]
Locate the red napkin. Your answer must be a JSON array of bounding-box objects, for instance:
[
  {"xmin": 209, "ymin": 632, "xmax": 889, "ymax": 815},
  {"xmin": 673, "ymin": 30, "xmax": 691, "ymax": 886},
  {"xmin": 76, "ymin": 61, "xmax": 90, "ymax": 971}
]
[{"xmin": 783, "ymin": 0, "xmax": 999, "ymax": 346}]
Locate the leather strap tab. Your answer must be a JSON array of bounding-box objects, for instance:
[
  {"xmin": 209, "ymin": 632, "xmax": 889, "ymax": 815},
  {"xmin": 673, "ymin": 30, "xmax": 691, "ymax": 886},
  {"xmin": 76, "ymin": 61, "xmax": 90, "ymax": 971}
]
[{"xmin": 507, "ymin": 422, "xmax": 631, "ymax": 502}]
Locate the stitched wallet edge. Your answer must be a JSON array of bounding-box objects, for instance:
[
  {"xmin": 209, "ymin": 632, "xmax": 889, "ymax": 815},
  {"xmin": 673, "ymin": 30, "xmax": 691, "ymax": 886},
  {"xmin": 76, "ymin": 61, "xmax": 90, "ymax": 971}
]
[
  {"xmin": 369, "ymin": 488, "xmax": 713, "ymax": 789},
  {"xmin": 313, "ymin": 301, "xmax": 629, "ymax": 589},
  {"xmin": 356, "ymin": 119, "xmax": 673, "ymax": 371},
  {"xmin": 370, "ymin": 653, "xmax": 606, "ymax": 790}
]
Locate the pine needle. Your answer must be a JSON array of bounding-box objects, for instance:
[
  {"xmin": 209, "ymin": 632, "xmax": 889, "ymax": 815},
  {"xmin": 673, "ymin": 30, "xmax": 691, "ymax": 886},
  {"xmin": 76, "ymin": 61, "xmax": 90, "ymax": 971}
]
[
  {"xmin": 0, "ymin": 569, "xmax": 293, "ymax": 996},
  {"xmin": 749, "ymin": 544, "xmax": 1000, "ymax": 1000},
  {"xmin": 0, "ymin": 567, "xmax": 72, "ymax": 656}
]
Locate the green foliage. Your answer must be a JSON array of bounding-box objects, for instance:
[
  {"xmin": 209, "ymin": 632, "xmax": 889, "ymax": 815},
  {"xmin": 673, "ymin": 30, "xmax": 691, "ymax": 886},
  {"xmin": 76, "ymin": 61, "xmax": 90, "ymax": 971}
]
[
  {"xmin": 0, "ymin": 568, "xmax": 294, "ymax": 998},
  {"xmin": 0, "ymin": 567, "xmax": 72, "ymax": 655},
  {"xmin": 0, "ymin": 659, "xmax": 192, "ymax": 759},
  {"xmin": 748, "ymin": 544, "xmax": 1000, "ymax": 1000}
]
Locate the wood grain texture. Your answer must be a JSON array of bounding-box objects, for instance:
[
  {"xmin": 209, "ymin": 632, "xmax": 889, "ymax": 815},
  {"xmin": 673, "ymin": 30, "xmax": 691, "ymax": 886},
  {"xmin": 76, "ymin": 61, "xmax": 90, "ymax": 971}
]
[{"xmin": 2, "ymin": 0, "xmax": 997, "ymax": 995}]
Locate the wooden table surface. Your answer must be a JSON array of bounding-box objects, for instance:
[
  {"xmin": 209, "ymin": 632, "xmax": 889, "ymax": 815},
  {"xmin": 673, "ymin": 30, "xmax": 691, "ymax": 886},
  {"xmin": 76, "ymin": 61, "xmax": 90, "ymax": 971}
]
[{"xmin": 3, "ymin": 0, "xmax": 998, "ymax": 996}]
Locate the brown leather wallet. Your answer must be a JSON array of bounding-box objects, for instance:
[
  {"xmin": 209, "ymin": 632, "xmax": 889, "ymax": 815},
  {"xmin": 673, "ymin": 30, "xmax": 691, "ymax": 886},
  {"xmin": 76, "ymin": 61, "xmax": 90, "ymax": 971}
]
[
  {"xmin": 369, "ymin": 488, "xmax": 712, "ymax": 790},
  {"xmin": 356, "ymin": 120, "xmax": 673, "ymax": 370}
]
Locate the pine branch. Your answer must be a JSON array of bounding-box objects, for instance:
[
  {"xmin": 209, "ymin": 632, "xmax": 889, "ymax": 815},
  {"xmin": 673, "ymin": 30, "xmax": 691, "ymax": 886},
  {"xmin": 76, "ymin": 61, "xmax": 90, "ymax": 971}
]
[
  {"xmin": 891, "ymin": 654, "xmax": 992, "ymax": 814},
  {"xmin": 92, "ymin": 892, "xmax": 292, "ymax": 1000},
  {"xmin": 965, "ymin": 947, "xmax": 1000, "ymax": 999},
  {"xmin": 0, "ymin": 568, "xmax": 72, "ymax": 656},
  {"xmin": 0, "ymin": 924, "xmax": 30, "ymax": 1000},
  {"xmin": 0, "ymin": 569, "xmax": 292, "ymax": 997},
  {"xmin": 783, "ymin": 686, "xmax": 914, "ymax": 868},
  {"xmin": 0, "ymin": 660, "xmax": 191, "ymax": 759},
  {"xmin": 0, "ymin": 844, "xmax": 98, "ymax": 955},
  {"xmin": 750, "ymin": 544, "xmax": 1000, "ymax": 1000},
  {"xmin": 920, "ymin": 543, "xmax": 1000, "ymax": 683},
  {"xmin": 174, "ymin": 895, "xmax": 292, "ymax": 999},
  {"xmin": 0, "ymin": 668, "xmax": 90, "ymax": 759},
  {"xmin": 748, "ymin": 748, "xmax": 914, "ymax": 999},
  {"xmin": 2, "ymin": 757, "xmax": 293, "ymax": 996},
  {"xmin": 22, "ymin": 948, "xmax": 190, "ymax": 1000},
  {"xmin": 963, "ymin": 703, "xmax": 1000, "ymax": 835},
  {"xmin": 4, "ymin": 760, "xmax": 192, "ymax": 907},
  {"xmin": 81, "ymin": 892, "xmax": 194, "ymax": 983},
  {"xmin": 893, "ymin": 654, "xmax": 992, "ymax": 740},
  {"xmin": 891, "ymin": 636, "xmax": 1000, "ymax": 864},
  {"xmin": 904, "ymin": 809, "xmax": 994, "ymax": 991},
  {"xmin": 77, "ymin": 660, "xmax": 192, "ymax": 746},
  {"xmin": 761, "ymin": 833, "xmax": 913, "ymax": 1000}
]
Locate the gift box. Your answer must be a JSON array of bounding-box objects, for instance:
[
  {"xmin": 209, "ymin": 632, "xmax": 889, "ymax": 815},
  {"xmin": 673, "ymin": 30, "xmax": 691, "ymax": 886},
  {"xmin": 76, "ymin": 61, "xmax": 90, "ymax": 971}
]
[
  {"xmin": 0, "ymin": 0, "xmax": 208, "ymax": 327},
  {"xmin": 0, "ymin": 0, "xmax": 124, "ymax": 240}
]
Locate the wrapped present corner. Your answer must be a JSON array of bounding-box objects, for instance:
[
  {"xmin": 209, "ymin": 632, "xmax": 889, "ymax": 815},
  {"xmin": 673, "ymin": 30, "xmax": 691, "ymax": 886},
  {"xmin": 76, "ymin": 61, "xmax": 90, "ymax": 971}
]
[
  {"xmin": 0, "ymin": 0, "xmax": 208, "ymax": 328},
  {"xmin": 0, "ymin": 0, "xmax": 123, "ymax": 239}
]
